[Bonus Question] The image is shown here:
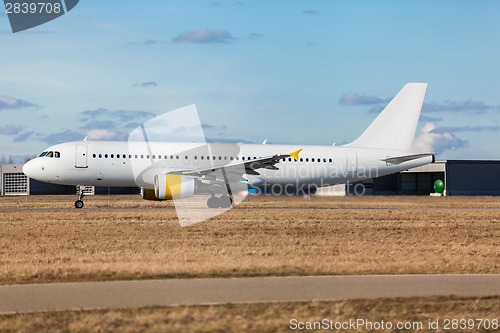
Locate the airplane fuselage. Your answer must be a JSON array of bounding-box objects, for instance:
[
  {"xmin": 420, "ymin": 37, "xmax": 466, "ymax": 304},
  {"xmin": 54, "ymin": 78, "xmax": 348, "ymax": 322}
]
[{"xmin": 23, "ymin": 141, "xmax": 433, "ymax": 193}]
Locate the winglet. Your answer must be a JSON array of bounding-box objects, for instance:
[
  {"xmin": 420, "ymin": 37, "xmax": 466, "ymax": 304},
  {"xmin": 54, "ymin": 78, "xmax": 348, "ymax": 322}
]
[{"xmin": 289, "ymin": 148, "xmax": 302, "ymax": 161}]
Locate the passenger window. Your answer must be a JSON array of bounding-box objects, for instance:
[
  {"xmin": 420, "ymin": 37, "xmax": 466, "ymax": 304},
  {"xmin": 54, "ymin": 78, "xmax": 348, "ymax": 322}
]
[
  {"xmin": 185, "ymin": 155, "xmax": 188, "ymax": 160},
  {"xmin": 141, "ymin": 155, "xmax": 144, "ymax": 159},
  {"xmin": 111, "ymin": 154, "xmax": 114, "ymax": 158},
  {"xmin": 176, "ymin": 155, "xmax": 179, "ymax": 160},
  {"xmin": 105, "ymin": 154, "xmax": 108, "ymax": 158},
  {"xmin": 305, "ymin": 158, "xmax": 309, "ymax": 162},
  {"xmin": 300, "ymin": 158, "xmax": 303, "ymax": 162},
  {"xmin": 201, "ymin": 156, "xmax": 204, "ymax": 160},
  {"xmin": 99, "ymin": 154, "xmax": 102, "ymax": 158},
  {"xmin": 93, "ymin": 154, "xmax": 96, "ymax": 158},
  {"xmin": 329, "ymin": 158, "xmax": 333, "ymax": 163},
  {"xmin": 194, "ymin": 156, "xmax": 198, "ymax": 160}
]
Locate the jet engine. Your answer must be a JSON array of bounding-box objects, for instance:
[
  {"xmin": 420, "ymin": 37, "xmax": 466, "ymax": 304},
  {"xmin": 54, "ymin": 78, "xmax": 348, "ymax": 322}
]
[
  {"xmin": 141, "ymin": 174, "xmax": 196, "ymax": 201},
  {"xmin": 154, "ymin": 174, "xmax": 195, "ymax": 200}
]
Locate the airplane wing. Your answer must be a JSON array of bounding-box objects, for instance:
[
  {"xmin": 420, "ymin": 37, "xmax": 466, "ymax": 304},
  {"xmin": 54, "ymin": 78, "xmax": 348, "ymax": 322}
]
[
  {"xmin": 174, "ymin": 148, "xmax": 302, "ymax": 180},
  {"xmin": 381, "ymin": 153, "xmax": 434, "ymax": 165}
]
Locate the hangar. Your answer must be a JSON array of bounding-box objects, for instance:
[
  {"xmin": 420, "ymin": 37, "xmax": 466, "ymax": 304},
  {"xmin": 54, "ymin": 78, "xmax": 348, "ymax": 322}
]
[
  {"xmin": 1, "ymin": 160, "xmax": 500, "ymax": 196},
  {"xmin": 370, "ymin": 160, "xmax": 500, "ymax": 196}
]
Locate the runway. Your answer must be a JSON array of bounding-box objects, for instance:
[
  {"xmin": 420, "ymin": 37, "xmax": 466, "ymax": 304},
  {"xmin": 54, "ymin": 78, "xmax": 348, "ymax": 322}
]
[{"xmin": 1, "ymin": 274, "xmax": 499, "ymax": 315}]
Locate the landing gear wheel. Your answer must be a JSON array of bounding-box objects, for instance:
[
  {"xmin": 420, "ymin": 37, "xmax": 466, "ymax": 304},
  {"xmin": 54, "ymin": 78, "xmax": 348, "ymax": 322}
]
[
  {"xmin": 207, "ymin": 196, "xmax": 233, "ymax": 208},
  {"xmin": 207, "ymin": 196, "xmax": 219, "ymax": 209},
  {"xmin": 75, "ymin": 200, "xmax": 84, "ymax": 209},
  {"xmin": 219, "ymin": 195, "xmax": 232, "ymax": 208}
]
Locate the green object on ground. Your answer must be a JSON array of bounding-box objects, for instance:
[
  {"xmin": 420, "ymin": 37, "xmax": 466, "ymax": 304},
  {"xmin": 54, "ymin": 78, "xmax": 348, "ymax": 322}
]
[{"xmin": 434, "ymin": 179, "xmax": 445, "ymax": 194}]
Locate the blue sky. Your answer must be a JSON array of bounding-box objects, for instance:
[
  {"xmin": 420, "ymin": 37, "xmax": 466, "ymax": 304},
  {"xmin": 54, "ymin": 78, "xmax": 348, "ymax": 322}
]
[{"xmin": 1, "ymin": 0, "xmax": 499, "ymax": 161}]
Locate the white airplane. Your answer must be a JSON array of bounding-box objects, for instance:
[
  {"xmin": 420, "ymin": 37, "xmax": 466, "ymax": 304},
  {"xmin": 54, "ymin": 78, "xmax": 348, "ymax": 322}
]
[{"xmin": 23, "ymin": 83, "xmax": 434, "ymax": 209}]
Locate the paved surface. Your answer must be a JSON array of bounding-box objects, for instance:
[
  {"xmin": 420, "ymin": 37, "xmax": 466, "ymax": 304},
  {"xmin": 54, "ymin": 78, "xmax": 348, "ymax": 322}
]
[{"xmin": 0, "ymin": 274, "xmax": 499, "ymax": 314}]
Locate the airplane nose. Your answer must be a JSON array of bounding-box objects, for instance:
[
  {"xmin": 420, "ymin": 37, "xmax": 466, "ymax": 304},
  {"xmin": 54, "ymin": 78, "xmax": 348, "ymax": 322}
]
[{"xmin": 23, "ymin": 159, "xmax": 37, "ymax": 179}]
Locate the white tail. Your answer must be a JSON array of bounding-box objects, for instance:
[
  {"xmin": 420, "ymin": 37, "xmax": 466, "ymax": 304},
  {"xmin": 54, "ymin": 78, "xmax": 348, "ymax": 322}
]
[{"xmin": 346, "ymin": 83, "xmax": 428, "ymax": 150}]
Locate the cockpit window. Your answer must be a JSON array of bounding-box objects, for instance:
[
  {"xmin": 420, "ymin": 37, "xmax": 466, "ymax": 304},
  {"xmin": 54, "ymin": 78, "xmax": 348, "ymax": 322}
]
[{"xmin": 39, "ymin": 151, "xmax": 61, "ymax": 158}]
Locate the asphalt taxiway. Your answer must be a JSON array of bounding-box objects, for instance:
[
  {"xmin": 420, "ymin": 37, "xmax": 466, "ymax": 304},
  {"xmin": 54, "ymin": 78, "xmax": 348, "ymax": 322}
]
[{"xmin": 1, "ymin": 274, "xmax": 499, "ymax": 314}]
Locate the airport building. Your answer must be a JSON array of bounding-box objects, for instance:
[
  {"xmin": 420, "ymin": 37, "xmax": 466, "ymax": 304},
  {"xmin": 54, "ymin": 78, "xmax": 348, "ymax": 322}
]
[
  {"xmin": 1, "ymin": 160, "xmax": 500, "ymax": 197},
  {"xmin": 0, "ymin": 164, "xmax": 138, "ymax": 196},
  {"xmin": 342, "ymin": 160, "xmax": 500, "ymax": 196}
]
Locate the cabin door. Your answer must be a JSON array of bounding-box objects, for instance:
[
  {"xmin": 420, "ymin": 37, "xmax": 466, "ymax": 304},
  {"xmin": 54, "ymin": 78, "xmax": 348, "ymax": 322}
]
[{"xmin": 75, "ymin": 145, "xmax": 88, "ymax": 168}]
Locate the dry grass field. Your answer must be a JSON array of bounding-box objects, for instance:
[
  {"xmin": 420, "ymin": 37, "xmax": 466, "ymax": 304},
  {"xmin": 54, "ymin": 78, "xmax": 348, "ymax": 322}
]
[
  {"xmin": 0, "ymin": 195, "xmax": 498, "ymax": 284},
  {"xmin": 0, "ymin": 297, "xmax": 498, "ymax": 333}
]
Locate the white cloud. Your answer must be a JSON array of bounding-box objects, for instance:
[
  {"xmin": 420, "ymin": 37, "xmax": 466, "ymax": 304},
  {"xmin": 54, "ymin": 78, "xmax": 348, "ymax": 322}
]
[
  {"xmin": 0, "ymin": 96, "xmax": 38, "ymax": 110},
  {"xmin": 423, "ymin": 100, "xmax": 500, "ymax": 114},
  {"xmin": 0, "ymin": 125, "xmax": 23, "ymax": 135},
  {"xmin": 86, "ymin": 129, "xmax": 118, "ymax": 140},
  {"xmin": 131, "ymin": 81, "xmax": 158, "ymax": 88},
  {"xmin": 412, "ymin": 122, "xmax": 468, "ymax": 154},
  {"xmin": 302, "ymin": 9, "xmax": 320, "ymax": 16},
  {"xmin": 173, "ymin": 29, "xmax": 234, "ymax": 44},
  {"xmin": 339, "ymin": 92, "xmax": 388, "ymax": 106},
  {"xmin": 431, "ymin": 125, "xmax": 500, "ymax": 133}
]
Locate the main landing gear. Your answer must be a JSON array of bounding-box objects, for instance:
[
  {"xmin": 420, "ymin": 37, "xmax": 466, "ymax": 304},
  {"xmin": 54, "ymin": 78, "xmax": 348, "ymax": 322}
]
[
  {"xmin": 75, "ymin": 185, "xmax": 85, "ymax": 209},
  {"xmin": 207, "ymin": 195, "xmax": 233, "ymax": 209},
  {"xmin": 207, "ymin": 168, "xmax": 235, "ymax": 209}
]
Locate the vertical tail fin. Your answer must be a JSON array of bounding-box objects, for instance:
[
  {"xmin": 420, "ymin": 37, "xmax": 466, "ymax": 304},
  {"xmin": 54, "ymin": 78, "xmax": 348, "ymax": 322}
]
[{"xmin": 345, "ymin": 83, "xmax": 428, "ymax": 150}]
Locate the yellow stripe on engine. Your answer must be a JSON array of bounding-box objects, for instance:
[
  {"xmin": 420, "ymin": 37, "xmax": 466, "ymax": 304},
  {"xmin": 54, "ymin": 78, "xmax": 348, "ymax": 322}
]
[{"xmin": 165, "ymin": 174, "xmax": 182, "ymax": 199}]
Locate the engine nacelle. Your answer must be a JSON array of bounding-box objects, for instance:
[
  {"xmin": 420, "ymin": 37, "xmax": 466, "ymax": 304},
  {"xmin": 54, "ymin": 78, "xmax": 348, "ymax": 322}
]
[{"xmin": 154, "ymin": 174, "xmax": 195, "ymax": 200}]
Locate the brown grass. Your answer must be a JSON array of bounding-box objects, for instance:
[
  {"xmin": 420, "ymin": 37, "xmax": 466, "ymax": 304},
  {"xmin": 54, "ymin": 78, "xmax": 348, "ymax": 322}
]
[
  {"xmin": 0, "ymin": 297, "xmax": 498, "ymax": 333},
  {"xmin": 0, "ymin": 195, "xmax": 499, "ymax": 284}
]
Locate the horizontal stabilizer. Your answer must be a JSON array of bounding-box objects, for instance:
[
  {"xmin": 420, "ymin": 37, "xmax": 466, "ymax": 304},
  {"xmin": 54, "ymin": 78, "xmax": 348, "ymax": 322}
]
[{"xmin": 381, "ymin": 153, "xmax": 435, "ymax": 165}]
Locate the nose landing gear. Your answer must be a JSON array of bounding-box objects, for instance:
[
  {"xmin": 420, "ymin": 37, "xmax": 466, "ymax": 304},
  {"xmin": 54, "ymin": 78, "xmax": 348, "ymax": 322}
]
[{"xmin": 75, "ymin": 185, "xmax": 85, "ymax": 209}]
